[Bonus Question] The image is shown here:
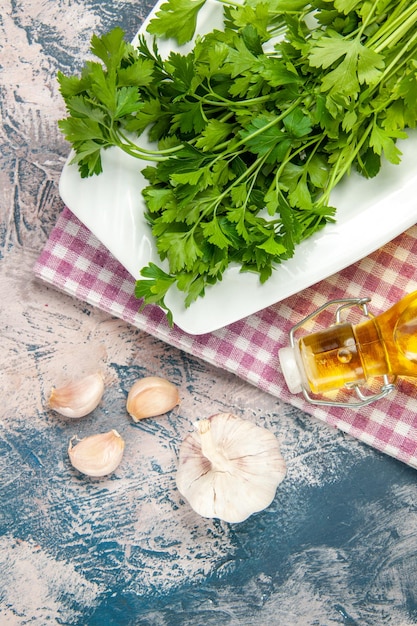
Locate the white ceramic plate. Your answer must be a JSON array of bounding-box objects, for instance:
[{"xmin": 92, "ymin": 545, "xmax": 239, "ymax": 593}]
[{"xmin": 59, "ymin": 0, "xmax": 417, "ymax": 335}]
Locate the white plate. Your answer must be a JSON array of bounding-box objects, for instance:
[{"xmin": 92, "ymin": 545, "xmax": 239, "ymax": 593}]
[{"xmin": 59, "ymin": 0, "xmax": 417, "ymax": 335}]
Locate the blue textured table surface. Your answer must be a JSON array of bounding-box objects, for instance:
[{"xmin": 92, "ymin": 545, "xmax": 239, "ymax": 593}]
[{"xmin": 1, "ymin": 1, "xmax": 417, "ymax": 624}]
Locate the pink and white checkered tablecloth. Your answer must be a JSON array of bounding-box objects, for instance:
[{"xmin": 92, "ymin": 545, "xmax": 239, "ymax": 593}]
[{"xmin": 34, "ymin": 206, "xmax": 417, "ymax": 468}]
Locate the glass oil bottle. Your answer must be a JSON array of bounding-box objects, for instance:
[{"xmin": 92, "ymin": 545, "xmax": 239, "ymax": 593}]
[{"xmin": 279, "ymin": 292, "xmax": 417, "ymax": 407}]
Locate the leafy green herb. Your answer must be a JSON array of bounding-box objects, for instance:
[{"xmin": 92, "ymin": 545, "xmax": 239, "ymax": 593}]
[
  {"xmin": 146, "ymin": 0, "xmax": 207, "ymax": 45},
  {"xmin": 57, "ymin": 0, "xmax": 417, "ymax": 324}
]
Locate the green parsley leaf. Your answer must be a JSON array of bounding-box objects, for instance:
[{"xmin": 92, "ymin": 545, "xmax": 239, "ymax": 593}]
[
  {"xmin": 114, "ymin": 86, "xmax": 143, "ymax": 119},
  {"xmin": 283, "ymin": 108, "xmax": 312, "ymax": 138},
  {"xmin": 146, "ymin": 0, "xmax": 207, "ymax": 45},
  {"xmin": 309, "ymin": 35, "xmax": 384, "ymax": 97},
  {"xmin": 117, "ymin": 58, "xmax": 155, "ymax": 87},
  {"xmin": 135, "ymin": 263, "xmax": 175, "ymax": 325},
  {"xmin": 201, "ymin": 218, "xmax": 233, "ymax": 249},
  {"xmin": 239, "ymin": 114, "xmax": 291, "ymax": 163},
  {"xmin": 257, "ymin": 234, "xmax": 287, "ymax": 255},
  {"xmin": 90, "ymin": 27, "xmax": 126, "ymax": 72},
  {"xmin": 194, "ymin": 120, "xmax": 235, "ymax": 151},
  {"xmin": 157, "ymin": 231, "xmax": 203, "ymax": 273},
  {"xmin": 369, "ymin": 123, "xmax": 406, "ymax": 165}
]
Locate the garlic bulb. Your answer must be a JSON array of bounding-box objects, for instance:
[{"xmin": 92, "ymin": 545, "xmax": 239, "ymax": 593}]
[
  {"xmin": 68, "ymin": 429, "xmax": 125, "ymax": 477},
  {"xmin": 49, "ymin": 372, "xmax": 105, "ymax": 418},
  {"xmin": 126, "ymin": 376, "xmax": 180, "ymax": 421},
  {"xmin": 176, "ymin": 413, "xmax": 286, "ymax": 523}
]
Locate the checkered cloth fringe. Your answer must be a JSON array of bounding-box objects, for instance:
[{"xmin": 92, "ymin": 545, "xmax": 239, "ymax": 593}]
[{"xmin": 34, "ymin": 206, "xmax": 417, "ymax": 468}]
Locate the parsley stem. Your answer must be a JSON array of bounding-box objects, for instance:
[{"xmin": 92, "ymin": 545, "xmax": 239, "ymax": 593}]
[
  {"xmin": 190, "ymin": 152, "xmax": 269, "ymax": 229},
  {"xmin": 321, "ymin": 121, "xmax": 373, "ymax": 206},
  {"xmin": 197, "ymin": 91, "xmax": 275, "ymax": 108},
  {"xmin": 114, "ymin": 129, "xmax": 183, "ymax": 159},
  {"xmin": 217, "ymin": 0, "xmax": 310, "ymax": 12},
  {"xmin": 213, "ymin": 97, "xmax": 304, "ymax": 154},
  {"xmin": 357, "ymin": 0, "xmax": 381, "ymax": 39},
  {"xmin": 379, "ymin": 33, "xmax": 417, "ymax": 82},
  {"xmin": 371, "ymin": 2, "xmax": 417, "ymax": 52}
]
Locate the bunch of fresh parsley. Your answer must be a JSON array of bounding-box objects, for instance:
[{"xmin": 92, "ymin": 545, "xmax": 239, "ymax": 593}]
[{"xmin": 58, "ymin": 0, "xmax": 417, "ymax": 323}]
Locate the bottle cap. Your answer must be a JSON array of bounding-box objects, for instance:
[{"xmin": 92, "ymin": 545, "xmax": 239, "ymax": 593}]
[{"xmin": 278, "ymin": 346, "xmax": 303, "ymax": 394}]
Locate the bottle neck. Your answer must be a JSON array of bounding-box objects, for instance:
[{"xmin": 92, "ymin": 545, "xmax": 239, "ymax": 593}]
[{"xmin": 364, "ymin": 291, "xmax": 417, "ymax": 378}]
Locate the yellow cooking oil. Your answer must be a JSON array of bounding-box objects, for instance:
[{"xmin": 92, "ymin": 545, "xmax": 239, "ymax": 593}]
[{"xmin": 297, "ymin": 291, "xmax": 417, "ymax": 394}]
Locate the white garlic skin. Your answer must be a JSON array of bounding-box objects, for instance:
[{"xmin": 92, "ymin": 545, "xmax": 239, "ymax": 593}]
[
  {"xmin": 126, "ymin": 376, "xmax": 180, "ymax": 422},
  {"xmin": 176, "ymin": 413, "xmax": 286, "ymax": 523},
  {"xmin": 49, "ymin": 372, "xmax": 105, "ymax": 418},
  {"xmin": 68, "ymin": 429, "xmax": 125, "ymax": 477}
]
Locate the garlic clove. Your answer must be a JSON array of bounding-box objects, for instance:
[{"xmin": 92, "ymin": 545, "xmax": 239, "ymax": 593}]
[
  {"xmin": 126, "ymin": 376, "xmax": 180, "ymax": 422},
  {"xmin": 49, "ymin": 372, "xmax": 105, "ymax": 418},
  {"xmin": 68, "ymin": 429, "xmax": 125, "ymax": 477},
  {"xmin": 176, "ymin": 413, "xmax": 287, "ymax": 523}
]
